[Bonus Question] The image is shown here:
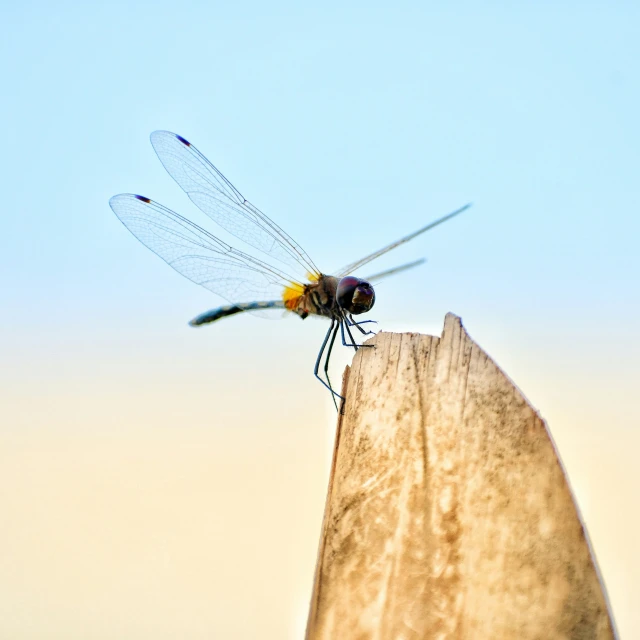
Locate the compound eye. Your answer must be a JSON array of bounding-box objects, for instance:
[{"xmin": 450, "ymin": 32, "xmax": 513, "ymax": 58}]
[
  {"xmin": 336, "ymin": 276, "xmax": 375, "ymax": 314},
  {"xmin": 336, "ymin": 276, "xmax": 360, "ymax": 309}
]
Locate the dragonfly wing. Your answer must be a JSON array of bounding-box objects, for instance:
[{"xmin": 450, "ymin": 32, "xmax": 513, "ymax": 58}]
[
  {"xmin": 109, "ymin": 194, "xmax": 306, "ymax": 306},
  {"xmin": 150, "ymin": 131, "xmax": 321, "ymax": 277},
  {"xmin": 336, "ymin": 203, "xmax": 471, "ymax": 277},
  {"xmin": 365, "ymin": 258, "xmax": 426, "ymax": 283}
]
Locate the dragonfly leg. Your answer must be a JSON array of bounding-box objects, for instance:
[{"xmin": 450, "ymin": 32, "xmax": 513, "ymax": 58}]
[
  {"xmin": 324, "ymin": 321, "xmax": 341, "ymax": 411},
  {"xmin": 341, "ymin": 313, "xmax": 375, "ymax": 350},
  {"xmin": 340, "ymin": 319, "xmax": 356, "ymax": 349},
  {"xmin": 348, "ymin": 314, "xmax": 377, "ymax": 336},
  {"xmin": 314, "ymin": 319, "xmax": 345, "ymax": 400}
]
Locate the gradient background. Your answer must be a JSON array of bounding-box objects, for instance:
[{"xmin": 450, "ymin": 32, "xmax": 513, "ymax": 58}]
[{"xmin": 2, "ymin": 2, "xmax": 638, "ymax": 638}]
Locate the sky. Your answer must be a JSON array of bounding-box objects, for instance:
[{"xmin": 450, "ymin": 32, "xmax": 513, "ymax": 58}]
[{"xmin": 1, "ymin": 1, "xmax": 639, "ymax": 638}]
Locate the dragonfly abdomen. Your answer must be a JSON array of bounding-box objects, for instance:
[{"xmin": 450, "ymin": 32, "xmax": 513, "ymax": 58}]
[{"xmin": 189, "ymin": 301, "xmax": 285, "ymax": 326}]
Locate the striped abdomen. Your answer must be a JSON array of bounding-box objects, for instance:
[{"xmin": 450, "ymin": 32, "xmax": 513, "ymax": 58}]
[{"xmin": 189, "ymin": 301, "xmax": 286, "ymax": 326}]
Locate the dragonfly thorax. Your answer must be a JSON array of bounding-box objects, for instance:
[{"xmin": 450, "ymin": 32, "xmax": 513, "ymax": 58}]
[{"xmin": 283, "ymin": 275, "xmax": 374, "ymax": 320}]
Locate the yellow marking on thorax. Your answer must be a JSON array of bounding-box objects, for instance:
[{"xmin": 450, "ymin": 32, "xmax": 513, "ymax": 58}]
[
  {"xmin": 282, "ymin": 282, "xmax": 305, "ymax": 311},
  {"xmin": 281, "ymin": 273, "xmax": 322, "ymax": 311}
]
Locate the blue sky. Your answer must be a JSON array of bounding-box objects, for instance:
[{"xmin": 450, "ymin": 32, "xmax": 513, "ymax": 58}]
[
  {"xmin": 1, "ymin": 2, "xmax": 638, "ymax": 638},
  {"xmin": 3, "ymin": 4, "xmax": 639, "ymax": 342}
]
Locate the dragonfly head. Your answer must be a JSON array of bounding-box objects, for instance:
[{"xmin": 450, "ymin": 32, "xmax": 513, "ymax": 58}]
[{"xmin": 336, "ymin": 276, "xmax": 375, "ymax": 315}]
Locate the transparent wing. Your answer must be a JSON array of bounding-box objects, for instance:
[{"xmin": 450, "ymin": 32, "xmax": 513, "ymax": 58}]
[
  {"xmin": 365, "ymin": 258, "xmax": 426, "ymax": 283},
  {"xmin": 336, "ymin": 203, "xmax": 471, "ymax": 277},
  {"xmin": 150, "ymin": 131, "xmax": 321, "ymax": 277},
  {"xmin": 109, "ymin": 194, "xmax": 307, "ymax": 305}
]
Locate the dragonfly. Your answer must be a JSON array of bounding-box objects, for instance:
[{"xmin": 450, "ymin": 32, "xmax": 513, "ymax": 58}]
[{"xmin": 109, "ymin": 131, "xmax": 470, "ymax": 406}]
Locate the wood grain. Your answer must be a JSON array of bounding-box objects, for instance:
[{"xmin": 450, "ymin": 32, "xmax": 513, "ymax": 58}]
[{"xmin": 306, "ymin": 313, "xmax": 616, "ymax": 640}]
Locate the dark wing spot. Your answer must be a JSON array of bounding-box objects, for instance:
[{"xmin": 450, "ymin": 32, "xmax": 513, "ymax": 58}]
[
  {"xmin": 176, "ymin": 134, "xmax": 191, "ymax": 146},
  {"xmin": 135, "ymin": 195, "xmax": 151, "ymax": 203}
]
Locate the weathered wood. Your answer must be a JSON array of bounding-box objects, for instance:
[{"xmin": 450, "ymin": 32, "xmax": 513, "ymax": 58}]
[{"xmin": 306, "ymin": 313, "xmax": 616, "ymax": 640}]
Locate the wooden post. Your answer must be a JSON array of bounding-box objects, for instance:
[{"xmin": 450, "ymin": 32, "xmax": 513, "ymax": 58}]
[{"xmin": 306, "ymin": 313, "xmax": 616, "ymax": 640}]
